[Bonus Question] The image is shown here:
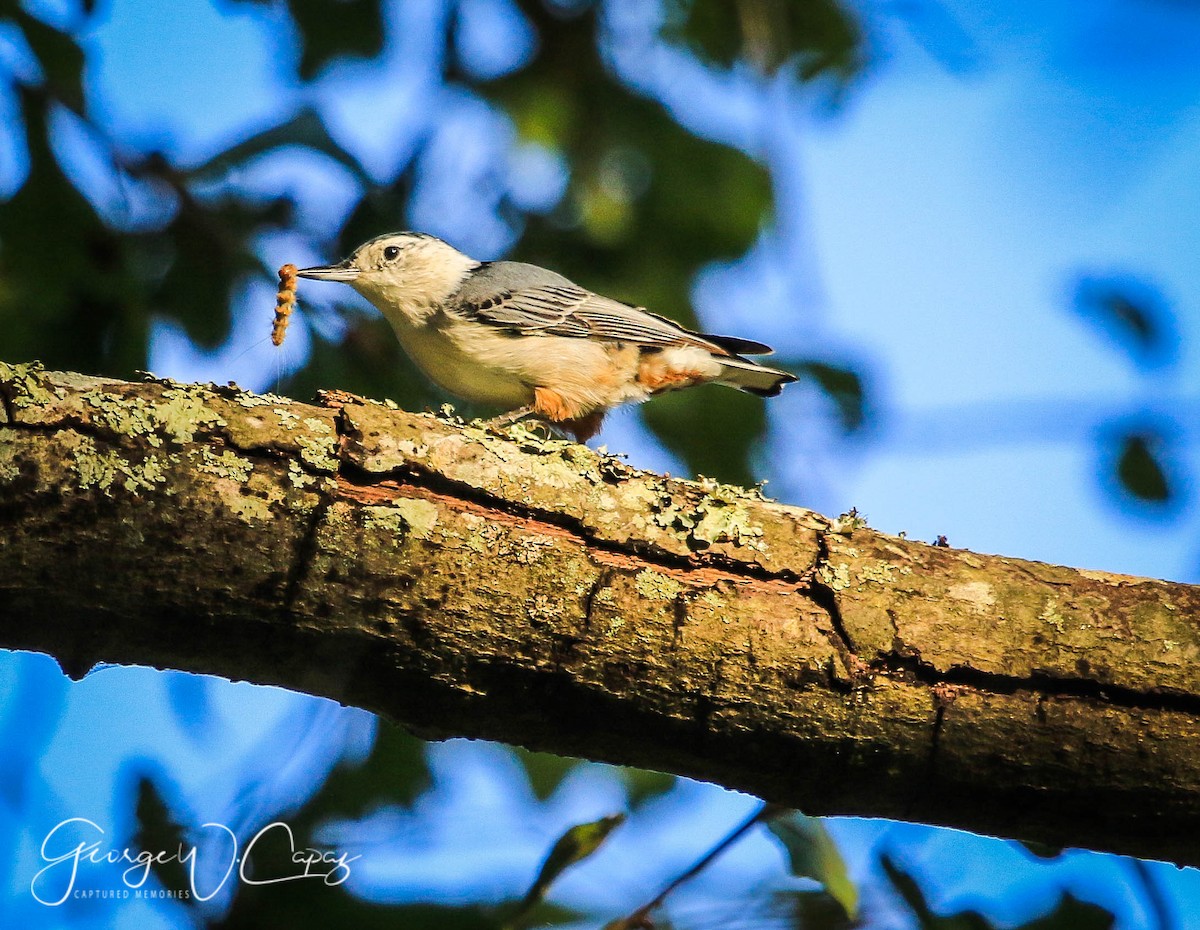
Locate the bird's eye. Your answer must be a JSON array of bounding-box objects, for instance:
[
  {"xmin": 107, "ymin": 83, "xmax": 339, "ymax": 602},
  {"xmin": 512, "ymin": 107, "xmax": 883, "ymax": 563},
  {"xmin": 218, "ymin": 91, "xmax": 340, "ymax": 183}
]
[{"xmin": 383, "ymin": 245, "xmax": 401, "ymax": 261}]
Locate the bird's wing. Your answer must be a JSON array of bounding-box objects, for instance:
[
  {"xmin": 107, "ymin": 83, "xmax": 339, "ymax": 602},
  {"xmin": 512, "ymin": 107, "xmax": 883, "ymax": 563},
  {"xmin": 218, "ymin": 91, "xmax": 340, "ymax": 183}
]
[
  {"xmin": 480, "ymin": 287, "xmax": 704, "ymax": 346},
  {"xmin": 454, "ymin": 261, "xmax": 742, "ymax": 351}
]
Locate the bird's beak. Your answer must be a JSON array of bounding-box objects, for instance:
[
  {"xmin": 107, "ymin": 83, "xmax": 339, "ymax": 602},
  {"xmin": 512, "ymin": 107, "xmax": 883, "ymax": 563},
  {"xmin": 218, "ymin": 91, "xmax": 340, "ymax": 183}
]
[{"xmin": 296, "ymin": 261, "xmax": 361, "ymax": 283}]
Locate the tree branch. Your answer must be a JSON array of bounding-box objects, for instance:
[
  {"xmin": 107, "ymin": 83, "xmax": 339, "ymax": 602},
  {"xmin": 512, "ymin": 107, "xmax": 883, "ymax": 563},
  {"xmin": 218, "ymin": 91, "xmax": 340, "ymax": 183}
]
[{"xmin": 3, "ymin": 361, "xmax": 1199, "ymax": 865}]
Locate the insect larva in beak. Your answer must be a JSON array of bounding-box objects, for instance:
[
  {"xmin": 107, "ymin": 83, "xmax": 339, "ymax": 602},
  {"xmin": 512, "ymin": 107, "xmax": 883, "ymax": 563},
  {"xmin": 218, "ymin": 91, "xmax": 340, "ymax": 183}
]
[{"xmin": 272, "ymin": 263, "xmax": 298, "ymax": 346}]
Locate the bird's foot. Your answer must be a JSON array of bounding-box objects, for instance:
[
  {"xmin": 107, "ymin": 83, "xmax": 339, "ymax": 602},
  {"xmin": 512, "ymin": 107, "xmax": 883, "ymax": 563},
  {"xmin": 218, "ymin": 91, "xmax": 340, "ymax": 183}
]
[
  {"xmin": 484, "ymin": 405, "xmax": 536, "ymax": 429},
  {"xmin": 483, "ymin": 407, "xmax": 571, "ymax": 441}
]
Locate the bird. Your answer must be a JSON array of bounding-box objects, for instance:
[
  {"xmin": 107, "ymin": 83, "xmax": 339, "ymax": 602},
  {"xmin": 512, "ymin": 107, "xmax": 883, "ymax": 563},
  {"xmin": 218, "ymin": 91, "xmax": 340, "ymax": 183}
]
[{"xmin": 297, "ymin": 232, "xmax": 796, "ymax": 441}]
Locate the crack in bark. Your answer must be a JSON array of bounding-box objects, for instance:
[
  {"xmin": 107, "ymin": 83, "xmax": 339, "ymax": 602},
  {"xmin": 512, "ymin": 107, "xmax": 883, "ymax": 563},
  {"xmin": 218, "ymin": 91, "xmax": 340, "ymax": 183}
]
[
  {"xmin": 670, "ymin": 594, "xmax": 689, "ymax": 650},
  {"xmin": 903, "ymin": 696, "xmax": 949, "ymax": 820},
  {"xmin": 281, "ymin": 495, "xmax": 334, "ymax": 619},
  {"xmin": 804, "ymin": 529, "xmax": 862, "ymax": 679},
  {"xmin": 334, "ymin": 459, "xmax": 807, "ymax": 596},
  {"xmin": 929, "ymin": 701, "xmax": 946, "ymax": 777},
  {"xmin": 873, "ymin": 651, "xmax": 1200, "ymax": 715},
  {"xmin": 693, "ymin": 657, "xmax": 726, "ymax": 746},
  {"xmin": 336, "ymin": 453, "xmax": 796, "ymax": 585},
  {"xmin": 1036, "ymin": 693, "xmax": 1050, "ymax": 724},
  {"xmin": 1008, "ymin": 560, "xmax": 1075, "ymax": 588},
  {"xmin": 581, "ymin": 567, "xmax": 614, "ymax": 636},
  {"xmin": 0, "ymin": 383, "xmax": 16, "ymax": 425},
  {"xmin": 801, "ymin": 532, "xmax": 1196, "ymax": 715}
]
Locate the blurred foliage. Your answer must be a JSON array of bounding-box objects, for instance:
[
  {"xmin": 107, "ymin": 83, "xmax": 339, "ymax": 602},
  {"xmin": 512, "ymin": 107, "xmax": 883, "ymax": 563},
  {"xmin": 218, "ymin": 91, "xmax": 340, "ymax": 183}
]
[
  {"xmin": 660, "ymin": 0, "xmax": 863, "ymax": 79},
  {"xmin": 653, "ymin": 889, "xmax": 858, "ymax": 930},
  {"xmin": 281, "ymin": 0, "xmax": 386, "ymax": 80},
  {"xmin": 128, "ymin": 721, "xmax": 448, "ymax": 928},
  {"xmin": 123, "ymin": 720, "xmax": 635, "ymax": 929},
  {"xmin": 1070, "ymin": 273, "xmax": 1186, "ymax": 511},
  {"xmin": 119, "ymin": 714, "xmax": 1120, "ymax": 929},
  {"xmin": 512, "ymin": 745, "xmax": 581, "ymax": 801},
  {"xmin": 882, "ymin": 855, "xmax": 1114, "ymax": 930},
  {"xmin": 1072, "ymin": 274, "xmax": 1178, "ymax": 371},
  {"xmin": 1016, "ymin": 839, "xmax": 1065, "ymax": 860},
  {"xmin": 1110, "ymin": 427, "xmax": 1174, "ymax": 506},
  {"xmin": 132, "ymin": 772, "xmax": 195, "ymax": 906},
  {"xmin": 791, "ymin": 359, "xmax": 865, "ymax": 431},
  {"xmin": 508, "ymin": 747, "xmax": 678, "ymax": 807},
  {"xmin": 164, "ymin": 671, "xmax": 216, "ymax": 742},
  {"xmin": 618, "ymin": 765, "xmax": 678, "ymax": 807}
]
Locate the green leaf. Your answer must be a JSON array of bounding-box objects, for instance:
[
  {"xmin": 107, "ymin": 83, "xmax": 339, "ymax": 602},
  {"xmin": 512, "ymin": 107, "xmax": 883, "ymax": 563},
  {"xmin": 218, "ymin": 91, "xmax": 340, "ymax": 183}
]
[
  {"xmin": 764, "ymin": 811, "xmax": 857, "ymax": 920},
  {"xmin": 617, "ymin": 766, "xmax": 677, "ymax": 808},
  {"xmin": 1115, "ymin": 432, "xmax": 1171, "ymax": 504},
  {"xmin": 514, "ymin": 814, "xmax": 625, "ymax": 921},
  {"xmin": 1072, "ymin": 275, "xmax": 1177, "ymax": 369},
  {"xmin": 512, "ymin": 747, "xmax": 582, "ymax": 801}
]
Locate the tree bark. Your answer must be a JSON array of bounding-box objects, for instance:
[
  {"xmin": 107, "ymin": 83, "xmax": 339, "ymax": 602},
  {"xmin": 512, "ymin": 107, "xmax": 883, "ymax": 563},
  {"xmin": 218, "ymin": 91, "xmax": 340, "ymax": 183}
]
[{"xmin": 2, "ymin": 361, "xmax": 1199, "ymax": 866}]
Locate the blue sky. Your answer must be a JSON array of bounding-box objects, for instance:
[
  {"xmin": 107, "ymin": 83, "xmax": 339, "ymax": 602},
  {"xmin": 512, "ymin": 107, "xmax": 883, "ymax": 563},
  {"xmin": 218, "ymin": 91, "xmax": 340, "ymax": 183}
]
[{"xmin": 5, "ymin": 0, "xmax": 1200, "ymax": 926}]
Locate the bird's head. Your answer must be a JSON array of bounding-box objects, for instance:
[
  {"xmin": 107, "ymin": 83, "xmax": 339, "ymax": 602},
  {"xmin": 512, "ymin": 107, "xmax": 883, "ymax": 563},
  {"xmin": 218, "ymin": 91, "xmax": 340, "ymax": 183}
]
[{"xmin": 297, "ymin": 232, "xmax": 477, "ymax": 324}]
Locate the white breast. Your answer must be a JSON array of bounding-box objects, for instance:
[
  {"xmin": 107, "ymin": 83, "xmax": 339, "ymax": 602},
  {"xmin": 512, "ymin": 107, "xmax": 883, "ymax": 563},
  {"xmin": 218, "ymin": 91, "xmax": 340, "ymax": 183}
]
[{"xmin": 389, "ymin": 318, "xmax": 536, "ymax": 409}]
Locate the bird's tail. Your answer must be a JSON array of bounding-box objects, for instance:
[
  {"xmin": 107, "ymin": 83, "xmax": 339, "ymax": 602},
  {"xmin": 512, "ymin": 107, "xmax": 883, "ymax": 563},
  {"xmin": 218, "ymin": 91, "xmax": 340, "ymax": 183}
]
[
  {"xmin": 715, "ymin": 355, "xmax": 797, "ymax": 397},
  {"xmin": 686, "ymin": 330, "xmax": 796, "ymax": 397}
]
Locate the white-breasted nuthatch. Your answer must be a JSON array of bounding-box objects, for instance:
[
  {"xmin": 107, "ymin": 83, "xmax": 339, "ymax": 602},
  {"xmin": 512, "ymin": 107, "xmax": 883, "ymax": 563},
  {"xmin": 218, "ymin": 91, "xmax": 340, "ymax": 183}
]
[{"xmin": 298, "ymin": 232, "xmax": 796, "ymax": 441}]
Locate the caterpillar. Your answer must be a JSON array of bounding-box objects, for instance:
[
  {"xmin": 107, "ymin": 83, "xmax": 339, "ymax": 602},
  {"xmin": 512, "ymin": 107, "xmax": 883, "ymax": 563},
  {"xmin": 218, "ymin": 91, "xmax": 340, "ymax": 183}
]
[{"xmin": 272, "ymin": 263, "xmax": 298, "ymax": 347}]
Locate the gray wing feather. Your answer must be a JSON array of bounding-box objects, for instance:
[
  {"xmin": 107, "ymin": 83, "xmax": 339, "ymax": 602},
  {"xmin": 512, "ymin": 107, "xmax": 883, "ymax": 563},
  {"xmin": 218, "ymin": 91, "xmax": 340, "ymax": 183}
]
[{"xmin": 451, "ymin": 261, "xmax": 720, "ymax": 350}]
